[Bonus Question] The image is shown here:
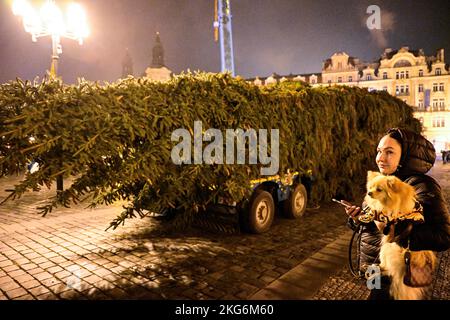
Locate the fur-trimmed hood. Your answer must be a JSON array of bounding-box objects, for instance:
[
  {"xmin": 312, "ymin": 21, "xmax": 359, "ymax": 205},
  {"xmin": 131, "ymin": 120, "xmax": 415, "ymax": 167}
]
[{"xmin": 387, "ymin": 128, "xmax": 436, "ymax": 178}]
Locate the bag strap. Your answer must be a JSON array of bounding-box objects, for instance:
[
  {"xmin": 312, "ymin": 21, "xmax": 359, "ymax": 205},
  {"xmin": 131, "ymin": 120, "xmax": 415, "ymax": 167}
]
[{"xmin": 348, "ymin": 223, "xmax": 364, "ymax": 279}]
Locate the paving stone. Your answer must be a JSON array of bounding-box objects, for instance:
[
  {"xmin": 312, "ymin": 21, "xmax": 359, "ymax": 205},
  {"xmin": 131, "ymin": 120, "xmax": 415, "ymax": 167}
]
[
  {"xmin": 20, "ymin": 279, "xmax": 41, "ymax": 290},
  {"xmin": 2, "ymin": 264, "xmax": 20, "ymax": 272},
  {"xmin": 10, "ymin": 273, "xmax": 35, "ymax": 284},
  {"xmin": 0, "ymin": 280, "xmax": 21, "ymax": 291},
  {"xmin": 33, "ymin": 271, "xmax": 54, "ymax": 282},
  {"xmin": 6, "ymin": 287, "xmax": 29, "ymax": 299}
]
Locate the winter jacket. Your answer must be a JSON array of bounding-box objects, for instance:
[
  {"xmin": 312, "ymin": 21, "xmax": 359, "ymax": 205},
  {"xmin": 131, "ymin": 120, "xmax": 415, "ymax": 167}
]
[{"xmin": 350, "ymin": 128, "xmax": 450, "ymax": 270}]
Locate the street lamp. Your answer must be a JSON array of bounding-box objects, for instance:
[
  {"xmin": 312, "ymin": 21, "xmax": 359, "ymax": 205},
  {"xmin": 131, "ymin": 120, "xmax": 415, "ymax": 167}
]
[
  {"xmin": 12, "ymin": 0, "xmax": 89, "ymax": 78},
  {"xmin": 12, "ymin": 0, "xmax": 89, "ymax": 193}
]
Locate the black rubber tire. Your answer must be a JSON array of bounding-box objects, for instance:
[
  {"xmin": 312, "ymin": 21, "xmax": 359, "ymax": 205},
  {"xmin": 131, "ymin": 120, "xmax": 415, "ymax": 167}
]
[
  {"xmin": 282, "ymin": 183, "xmax": 307, "ymax": 219},
  {"xmin": 240, "ymin": 190, "xmax": 275, "ymax": 234}
]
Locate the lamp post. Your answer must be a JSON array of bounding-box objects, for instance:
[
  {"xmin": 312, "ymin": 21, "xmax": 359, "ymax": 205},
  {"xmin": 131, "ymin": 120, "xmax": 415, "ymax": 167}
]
[
  {"xmin": 12, "ymin": 0, "xmax": 89, "ymax": 79},
  {"xmin": 12, "ymin": 0, "xmax": 89, "ymax": 192}
]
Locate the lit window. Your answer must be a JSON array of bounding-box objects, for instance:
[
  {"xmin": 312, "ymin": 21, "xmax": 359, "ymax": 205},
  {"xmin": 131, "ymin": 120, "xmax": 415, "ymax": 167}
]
[
  {"xmin": 436, "ymin": 68, "xmax": 442, "ymax": 75},
  {"xmin": 418, "ymin": 100, "xmax": 424, "ymax": 108},
  {"xmin": 418, "ymin": 84, "xmax": 424, "ymax": 92},
  {"xmin": 439, "ymin": 83, "xmax": 444, "ymax": 91},
  {"xmin": 383, "ymin": 72, "xmax": 388, "ymax": 79},
  {"xmin": 338, "ymin": 77, "xmax": 342, "ymax": 83},
  {"xmin": 348, "ymin": 76, "xmax": 353, "ymax": 82},
  {"xmin": 366, "ymin": 74, "xmax": 372, "ymax": 81},
  {"xmin": 433, "ymin": 83, "xmax": 438, "ymax": 92},
  {"xmin": 419, "ymin": 70, "xmax": 424, "ymax": 77}
]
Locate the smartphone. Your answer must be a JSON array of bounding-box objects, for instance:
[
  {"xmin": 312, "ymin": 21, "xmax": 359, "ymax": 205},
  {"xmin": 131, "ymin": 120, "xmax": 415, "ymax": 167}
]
[{"xmin": 332, "ymin": 198, "xmax": 352, "ymax": 208}]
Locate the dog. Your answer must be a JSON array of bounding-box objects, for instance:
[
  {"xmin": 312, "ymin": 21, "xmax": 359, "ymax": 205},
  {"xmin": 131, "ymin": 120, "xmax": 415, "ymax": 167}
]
[{"xmin": 364, "ymin": 171, "xmax": 436, "ymax": 300}]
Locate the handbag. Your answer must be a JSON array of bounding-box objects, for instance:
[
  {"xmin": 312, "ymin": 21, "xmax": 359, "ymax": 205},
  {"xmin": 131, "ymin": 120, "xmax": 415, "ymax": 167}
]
[{"xmin": 403, "ymin": 240, "xmax": 434, "ymax": 288}]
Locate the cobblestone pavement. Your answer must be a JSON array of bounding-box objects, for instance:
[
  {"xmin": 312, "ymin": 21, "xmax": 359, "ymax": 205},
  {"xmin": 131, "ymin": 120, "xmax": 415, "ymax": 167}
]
[
  {"xmin": 312, "ymin": 161, "xmax": 450, "ymax": 300},
  {"xmin": 0, "ymin": 173, "xmax": 350, "ymax": 300},
  {"xmin": 0, "ymin": 162, "xmax": 448, "ymax": 300}
]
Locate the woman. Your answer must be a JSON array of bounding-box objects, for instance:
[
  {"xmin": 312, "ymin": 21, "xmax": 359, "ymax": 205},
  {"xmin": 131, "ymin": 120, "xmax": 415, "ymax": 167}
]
[{"xmin": 345, "ymin": 127, "xmax": 450, "ymax": 300}]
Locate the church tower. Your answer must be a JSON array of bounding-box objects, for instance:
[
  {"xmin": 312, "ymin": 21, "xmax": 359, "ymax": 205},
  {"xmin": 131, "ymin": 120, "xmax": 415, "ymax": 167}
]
[
  {"xmin": 145, "ymin": 32, "xmax": 172, "ymax": 82},
  {"xmin": 121, "ymin": 48, "xmax": 134, "ymax": 78},
  {"xmin": 151, "ymin": 32, "xmax": 165, "ymax": 68}
]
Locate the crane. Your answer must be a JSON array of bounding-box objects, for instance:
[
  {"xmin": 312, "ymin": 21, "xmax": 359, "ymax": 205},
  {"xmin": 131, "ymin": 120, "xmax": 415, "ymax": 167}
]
[{"xmin": 213, "ymin": 0, "xmax": 235, "ymax": 76}]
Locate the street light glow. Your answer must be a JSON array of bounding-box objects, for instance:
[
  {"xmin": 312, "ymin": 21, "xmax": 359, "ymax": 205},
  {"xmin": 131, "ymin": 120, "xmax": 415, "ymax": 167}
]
[
  {"xmin": 40, "ymin": 0, "xmax": 66, "ymax": 36},
  {"xmin": 67, "ymin": 3, "xmax": 90, "ymax": 42},
  {"xmin": 12, "ymin": 0, "xmax": 89, "ymax": 78},
  {"xmin": 12, "ymin": 0, "xmax": 89, "ymax": 44}
]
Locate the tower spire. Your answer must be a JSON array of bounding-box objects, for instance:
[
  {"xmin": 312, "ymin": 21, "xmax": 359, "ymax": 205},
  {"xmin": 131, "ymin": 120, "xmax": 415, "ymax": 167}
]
[
  {"xmin": 122, "ymin": 48, "xmax": 134, "ymax": 78},
  {"xmin": 151, "ymin": 32, "xmax": 165, "ymax": 68}
]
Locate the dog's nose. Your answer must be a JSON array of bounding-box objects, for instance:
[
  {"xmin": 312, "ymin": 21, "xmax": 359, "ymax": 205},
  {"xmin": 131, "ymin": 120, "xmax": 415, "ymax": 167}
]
[{"xmin": 368, "ymin": 192, "xmax": 373, "ymax": 197}]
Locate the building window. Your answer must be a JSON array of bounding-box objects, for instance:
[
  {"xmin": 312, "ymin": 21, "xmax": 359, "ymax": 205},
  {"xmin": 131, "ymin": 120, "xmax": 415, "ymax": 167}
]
[
  {"xmin": 328, "ymin": 80, "xmax": 332, "ymax": 84},
  {"xmin": 406, "ymin": 71, "xmax": 409, "ymax": 79},
  {"xmin": 440, "ymin": 99, "xmax": 445, "ymax": 111},
  {"xmin": 338, "ymin": 77, "xmax": 342, "ymax": 83},
  {"xmin": 383, "ymin": 72, "xmax": 388, "ymax": 79},
  {"xmin": 348, "ymin": 76, "xmax": 353, "ymax": 82},
  {"xmin": 432, "ymin": 99, "xmax": 439, "ymax": 111},
  {"xmin": 418, "ymin": 84, "xmax": 424, "ymax": 93},
  {"xmin": 432, "ymin": 117, "xmax": 445, "ymax": 127},
  {"xmin": 382, "ymin": 86, "xmax": 388, "ymax": 91},
  {"xmin": 366, "ymin": 74, "xmax": 372, "ymax": 81},
  {"xmin": 433, "ymin": 83, "xmax": 439, "ymax": 92},
  {"xmin": 398, "ymin": 71, "xmax": 406, "ymax": 79},
  {"xmin": 419, "ymin": 69, "xmax": 424, "ymax": 77},
  {"xmin": 439, "ymin": 83, "xmax": 444, "ymax": 91},
  {"xmin": 311, "ymin": 79, "xmax": 316, "ymax": 84},
  {"xmin": 396, "ymin": 85, "xmax": 409, "ymax": 95},
  {"xmin": 435, "ymin": 68, "xmax": 442, "ymax": 76},
  {"xmin": 418, "ymin": 100, "xmax": 424, "ymax": 109},
  {"xmin": 396, "ymin": 72, "xmax": 399, "ymax": 79}
]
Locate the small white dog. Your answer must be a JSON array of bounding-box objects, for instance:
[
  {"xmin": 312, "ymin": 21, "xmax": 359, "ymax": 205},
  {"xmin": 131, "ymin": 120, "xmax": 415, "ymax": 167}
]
[{"xmin": 364, "ymin": 171, "xmax": 436, "ymax": 300}]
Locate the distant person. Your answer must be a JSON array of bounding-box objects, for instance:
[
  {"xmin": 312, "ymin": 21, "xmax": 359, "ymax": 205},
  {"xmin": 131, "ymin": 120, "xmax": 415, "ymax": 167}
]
[{"xmin": 442, "ymin": 150, "xmax": 447, "ymax": 164}]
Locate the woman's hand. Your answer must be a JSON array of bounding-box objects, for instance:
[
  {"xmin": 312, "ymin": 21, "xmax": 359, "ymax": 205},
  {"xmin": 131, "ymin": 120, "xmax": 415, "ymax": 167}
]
[{"xmin": 341, "ymin": 200, "xmax": 361, "ymax": 220}]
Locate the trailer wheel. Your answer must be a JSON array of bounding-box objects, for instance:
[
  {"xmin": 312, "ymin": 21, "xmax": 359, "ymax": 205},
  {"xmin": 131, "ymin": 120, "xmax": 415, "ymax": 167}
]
[
  {"xmin": 240, "ymin": 190, "xmax": 275, "ymax": 234},
  {"xmin": 282, "ymin": 183, "xmax": 307, "ymax": 219}
]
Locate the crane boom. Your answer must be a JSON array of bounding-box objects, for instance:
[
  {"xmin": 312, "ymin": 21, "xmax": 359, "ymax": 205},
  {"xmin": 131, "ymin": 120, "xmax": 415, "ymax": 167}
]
[{"xmin": 214, "ymin": 0, "xmax": 235, "ymax": 76}]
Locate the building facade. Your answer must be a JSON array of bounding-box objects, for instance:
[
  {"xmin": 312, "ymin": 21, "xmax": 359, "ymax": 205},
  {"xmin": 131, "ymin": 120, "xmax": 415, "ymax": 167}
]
[{"xmin": 249, "ymin": 47, "xmax": 450, "ymax": 152}]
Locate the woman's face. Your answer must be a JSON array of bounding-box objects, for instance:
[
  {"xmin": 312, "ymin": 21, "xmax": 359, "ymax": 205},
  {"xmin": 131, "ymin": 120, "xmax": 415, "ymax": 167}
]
[{"xmin": 376, "ymin": 136, "xmax": 402, "ymax": 175}]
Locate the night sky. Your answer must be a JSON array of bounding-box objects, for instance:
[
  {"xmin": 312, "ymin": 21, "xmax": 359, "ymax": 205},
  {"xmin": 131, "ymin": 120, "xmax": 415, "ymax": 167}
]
[{"xmin": 0, "ymin": 0, "xmax": 449, "ymax": 84}]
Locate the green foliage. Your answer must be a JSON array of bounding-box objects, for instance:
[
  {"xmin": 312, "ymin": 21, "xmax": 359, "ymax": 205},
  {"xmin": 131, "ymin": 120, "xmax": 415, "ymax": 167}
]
[{"xmin": 0, "ymin": 73, "xmax": 421, "ymax": 230}]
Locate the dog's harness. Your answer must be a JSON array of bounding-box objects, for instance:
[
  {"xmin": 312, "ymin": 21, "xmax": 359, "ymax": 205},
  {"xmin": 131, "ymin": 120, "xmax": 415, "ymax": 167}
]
[
  {"xmin": 348, "ymin": 200, "xmax": 424, "ymax": 279},
  {"xmin": 356, "ymin": 200, "xmax": 424, "ymax": 225}
]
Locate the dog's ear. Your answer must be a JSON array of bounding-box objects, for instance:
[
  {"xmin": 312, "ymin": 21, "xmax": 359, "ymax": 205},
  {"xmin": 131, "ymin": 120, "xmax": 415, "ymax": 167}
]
[
  {"xmin": 367, "ymin": 171, "xmax": 379, "ymax": 181},
  {"xmin": 387, "ymin": 176, "xmax": 399, "ymax": 192}
]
